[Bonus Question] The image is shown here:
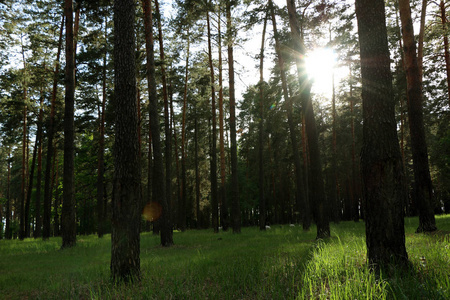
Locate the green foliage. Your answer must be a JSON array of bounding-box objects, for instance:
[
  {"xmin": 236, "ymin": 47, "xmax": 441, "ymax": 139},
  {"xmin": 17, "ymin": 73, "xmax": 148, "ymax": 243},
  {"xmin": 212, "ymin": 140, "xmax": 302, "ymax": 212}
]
[{"xmin": 1, "ymin": 216, "xmax": 449, "ymax": 299}]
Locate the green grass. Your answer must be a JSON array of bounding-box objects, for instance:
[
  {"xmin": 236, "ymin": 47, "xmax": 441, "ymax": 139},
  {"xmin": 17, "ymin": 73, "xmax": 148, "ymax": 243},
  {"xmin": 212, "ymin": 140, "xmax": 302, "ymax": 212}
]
[{"xmin": 1, "ymin": 216, "xmax": 449, "ymax": 299}]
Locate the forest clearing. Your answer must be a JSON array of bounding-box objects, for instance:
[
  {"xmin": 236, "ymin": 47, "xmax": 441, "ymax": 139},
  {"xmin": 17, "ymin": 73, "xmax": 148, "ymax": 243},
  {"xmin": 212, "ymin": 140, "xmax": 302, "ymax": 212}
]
[
  {"xmin": 1, "ymin": 216, "xmax": 450, "ymax": 299},
  {"xmin": 1, "ymin": 0, "xmax": 450, "ymax": 291}
]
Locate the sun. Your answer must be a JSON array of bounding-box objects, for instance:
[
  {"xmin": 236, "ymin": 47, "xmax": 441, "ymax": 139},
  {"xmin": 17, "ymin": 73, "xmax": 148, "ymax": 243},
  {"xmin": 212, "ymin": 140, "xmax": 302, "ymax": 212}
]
[{"xmin": 305, "ymin": 48, "xmax": 337, "ymax": 97}]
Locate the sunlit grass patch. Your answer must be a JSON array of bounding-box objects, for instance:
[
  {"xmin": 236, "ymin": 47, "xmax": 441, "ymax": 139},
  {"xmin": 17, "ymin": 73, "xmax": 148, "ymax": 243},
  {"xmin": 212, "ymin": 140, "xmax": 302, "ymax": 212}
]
[{"xmin": 0, "ymin": 215, "xmax": 449, "ymax": 299}]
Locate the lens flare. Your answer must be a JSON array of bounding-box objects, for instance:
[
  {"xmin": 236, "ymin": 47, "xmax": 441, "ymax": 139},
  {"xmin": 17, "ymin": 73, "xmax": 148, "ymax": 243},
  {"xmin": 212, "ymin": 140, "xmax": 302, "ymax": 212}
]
[{"xmin": 142, "ymin": 202, "xmax": 162, "ymax": 222}]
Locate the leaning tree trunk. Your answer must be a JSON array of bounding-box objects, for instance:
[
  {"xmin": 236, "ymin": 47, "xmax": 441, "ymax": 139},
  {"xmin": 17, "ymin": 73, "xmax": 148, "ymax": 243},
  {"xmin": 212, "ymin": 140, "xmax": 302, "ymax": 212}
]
[
  {"xmin": 398, "ymin": 0, "xmax": 437, "ymax": 233},
  {"xmin": 142, "ymin": 0, "xmax": 173, "ymax": 247},
  {"xmin": 111, "ymin": 0, "xmax": 141, "ymax": 282},
  {"xmin": 207, "ymin": 11, "xmax": 219, "ymax": 233},
  {"xmin": 355, "ymin": 0, "xmax": 409, "ymax": 269},
  {"xmin": 226, "ymin": 0, "xmax": 241, "ymax": 234},
  {"xmin": 61, "ymin": 0, "xmax": 76, "ymax": 249}
]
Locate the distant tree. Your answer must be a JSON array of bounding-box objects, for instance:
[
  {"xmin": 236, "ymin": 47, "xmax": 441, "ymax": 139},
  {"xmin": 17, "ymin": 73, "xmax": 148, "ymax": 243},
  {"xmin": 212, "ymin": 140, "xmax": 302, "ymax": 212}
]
[
  {"xmin": 355, "ymin": 0, "xmax": 409, "ymax": 268},
  {"xmin": 111, "ymin": 0, "xmax": 141, "ymax": 282}
]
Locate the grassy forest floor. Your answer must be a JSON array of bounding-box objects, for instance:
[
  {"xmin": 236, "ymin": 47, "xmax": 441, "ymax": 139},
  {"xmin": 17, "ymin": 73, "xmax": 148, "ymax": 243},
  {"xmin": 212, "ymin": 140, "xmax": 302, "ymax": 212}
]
[{"xmin": 1, "ymin": 216, "xmax": 449, "ymax": 299}]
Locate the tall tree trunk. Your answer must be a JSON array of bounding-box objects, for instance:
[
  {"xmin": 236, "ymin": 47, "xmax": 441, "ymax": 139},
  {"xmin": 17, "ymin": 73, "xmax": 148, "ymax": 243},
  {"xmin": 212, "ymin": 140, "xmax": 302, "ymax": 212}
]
[
  {"xmin": 34, "ymin": 97, "xmax": 43, "ymax": 238},
  {"xmin": 111, "ymin": 0, "xmax": 141, "ymax": 282},
  {"xmin": 5, "ymin": 150, "xmax": 12, "ymax": 240},
  {"xmin": 286, "ymin": 0, "xmax": 328, "ymax": 238},
  {"xmin": 25, "ymin": 113, "xmax": 40, "ymax": 238},
  {"xmin": 61, "ymin": 0, "xmax": 76, "ymax": 249},
  {"xmin": 180, "ymin": 29, "xmax": 190, "ymax": 232},
  {"xmin": 52, "ymin": 148, "xmax": 60, "ymax": 236},
  {"xmin": 355, "ymin": 0, "xmax": 409, "ymax": 268},
  {"xmin": 97, "ymin": 15, "xmax": 108, "ymax": 239},
  {"xmin": 440, "ymin": 0, "xmax": 450, "ymax": 106},
  {"xmin": 170, "ymin": 86, "xmax": 182, "ymax": 229},
  {"xmin": 259, "ymin": 13, "xmax": 267, "ymax": 231},
  {"xmin": 217, "ymin": 5, "xmax": 228, "ymax": 231},
  {"xmin": 43, "ymin": 15, "xmax": 64, "ymax": 240},
  {"xmin": 142, "ymin": 0, "xmax": 173, "ymax": 247},
  {"xmin": 398, "ymin": 0, "xmax": 437, "ymax": 233},
  {"xmin": 226, "ymin": 0, "xmax": 241, "ymax": 233},
  {"xmin": 207, "ymin": 11, "xmax": 219, "ymax": 233},
  {"xmin": 19, "ymin": 41, "xmax": 28, "ymax": 241},
  {"xmin": 270, "ymin": 0, "xmax": 309, "ymax": 231},
  {"xmin": 154, "ymin": 0, "xmax": 173, "ymax": 237},
  {"xmin": 194, "ymin": 101, "xmax": 201, "ymax": 229}
]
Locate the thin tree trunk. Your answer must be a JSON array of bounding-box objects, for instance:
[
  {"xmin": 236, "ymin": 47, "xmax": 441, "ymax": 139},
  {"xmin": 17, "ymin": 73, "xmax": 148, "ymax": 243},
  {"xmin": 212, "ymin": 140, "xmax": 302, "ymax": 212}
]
[
  {"xmin": 170, "ymin": 86, "xmax": 182, "ymax": 229},
  {"xmin": 398, "ymin": 0, "xmax": 437, "ymax": 233},
  {"xmin": 356, "ymin": 0, "xmax": 409, "ymax": 268},
  {"xmin": 217, "ymin": 5, "xmax": 228, "ymax": 231},
  {"xmin": 97, "ymin": 15, "xmax": 107, "ymax": 239},
  {"xmin": 286, "ymin": 0, "xmax": 328, "ymax": 238},
  {"xmin": 142, "ymin": 0, "xmax": 173, "ymax": 247},
  {"xmin": 34, "ymin": 97, "xmax": 43, "ymax": 238},
  {"xmin": 52, "ymin": 147, "xmax": 60, "ymax": 236},
  {"xmin": 194, "ymin": 101, "xmax": 201, "ymax": 229},
  {"xmin": 207, "ymin": 11, "xmax": 219, "ymax": 233},
  {"xmin": 259, "ymin": 13, "xmax": 267, "ymax": 230},
  {"xmin": 5, "ymin": 150, "xmax": 12, "ymax": 240},
  {"xmin": 25, "ymin": 116, "xmax": 39, "ymax": 238},
  {"xmin": 180, "ymin": 29, "xmax": 190, "ymax": 232},
  {"xmin": 270, "ymin": 0, "xmax": 309, "ymax": 230},
  {"xmin": 418, "ymin": 0, "xmax": 427, "ymax": 82},
  {"xmin": 61, "ymin": 0, "xmax": 76, "ymax": 249},
  {"xmin": 154, "ymin": 0, "xmax": 173, "ymax": 236},
  {"xmin": 19, "ymin": 40, "xmax": 28, "ymax": 241},
  {"xmin": 43, "ymin": 15, "xmax": 64, "ymax": 240},
  {"xmin": 226, "ymin": 0, "xmax": 241, "ymax": 233}
]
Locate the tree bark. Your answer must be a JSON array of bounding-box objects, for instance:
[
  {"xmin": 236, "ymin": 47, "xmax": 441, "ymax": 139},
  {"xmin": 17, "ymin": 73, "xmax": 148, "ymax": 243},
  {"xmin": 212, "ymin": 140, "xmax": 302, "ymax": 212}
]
[
  {"xmin": 207, "ymin": 11, "xmax": 219, "ymax": 233},
  {"xmin": 111, "ymin": 0, "xmax": 141, "ymax": 282},
  {"xmin": 226, "ymin": 0, "xmax": 241, "ymax": 234},
  {"xmin": 61, "ymin": 0, "xmax": 76, "ymax": 249},
  {"xmin": 398, "ymin": 0, "xmax": 437, "ymax": 233},
  {"xmin": 355, "ymin": 0, "xmax": 409, "ymax": 268},
  {"xmin": 142, "ymin": 0, "xmax": 173, "ymax": 247}
]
